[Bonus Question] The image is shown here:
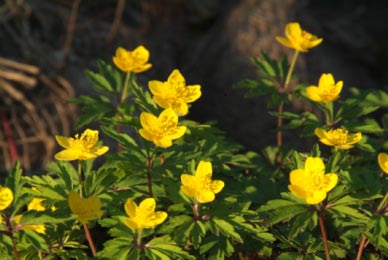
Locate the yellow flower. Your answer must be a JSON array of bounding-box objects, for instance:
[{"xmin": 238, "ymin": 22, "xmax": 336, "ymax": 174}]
[
  {"xmin": 289, "ymin": 157, "xmax": 338, "ymax": 204},
  {"xmin": 13, "ymin": 214, "xmax": 46, "ymax": 234},
  {"xmin": 276, "ymin": 22, "xmax": 323, "ymax": 52},
  {"xmin": 148, "ymin": 69, "xmax": 201, "ymax": 116},
  {"xmin": 113, "ymin": 46, "xmax": 152, "ymax": 73},
  {"xmin": 378, "ymin": 153, "xmax": 388, "ymax": 174},
  {"xmin": 55, "ymin": 129, "xmax": 109, "ymax": 161},
  {"xmin": 180, "ymin": 161, "xmax": 224, "ymax": 203},
  {"xmin": 315, "ymin": 128, "xmax": 362, "ymax": 149},
  {"xmin": 28, "ymin": 198, "xmax": 46, "ymax": 211},
  {"xmin": 139, "ymin": 108, "xmax": 186, "ymax": 148},
  {"xmin": 68, "ymin": 191, "xmax": 103, "ymax": 224},
  {"xmin": 13, "ymin": 194, "xmax": 52, "ymax": 234},
  {"xmin": 0, "ymin": 187, "xmax": 13, "ymax": 210},
  {"xmin": 124, "ymin": 198, "xmax": 167, "ymax": 230},
  {"xmin": 306, "ymin": 73, "xmax": 343, "ymax": 103}
]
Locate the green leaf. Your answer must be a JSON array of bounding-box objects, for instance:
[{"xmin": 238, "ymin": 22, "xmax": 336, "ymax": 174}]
[
  {"xmin": 344, "ymin": 118, "xmax": 384, "ymax": 134},
  {"xmin": 257, "ymin": 196, "xmax": 309, "ymax": 225},
  {"xmin": 20, "ymin": 208, "xmax": 73, "ymax": 225},
  {"xmin": 85, "ymin": 70, "xmax": 114, "ymax": 93},
  {"xmin": 20, "ymin": 229, "xmax": 49, "ymax": 251},
  {"xmin": 329, "ymin": 204, "xmax": 368, "ymax": 222},
  {"xmin": 148, "ymin": 236, "xmax": 195, "ymax": 260},
  {"xmin": 212, "ymin": 218, "xmax": 243, "ymax": 243},
  {"xmin": 101, "ymin": 125, "xmax": 142, "ymax": 152},
  {"xmin": 97, "ymin": 59, "xmax": 123, "ymax": 94},
  {"xmin": 5, "ymin": 161, "xmax": 23, "ymax": 204}
]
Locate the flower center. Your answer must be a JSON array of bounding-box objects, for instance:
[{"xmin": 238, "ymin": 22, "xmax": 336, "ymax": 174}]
[
  {"xmin": 327, "ymin": 129, "xmax": 348, "ymax": 144},
  {"xmin": 157, "ymin": 116, "xmax": 178, "ymax": 137},
  {"xmin": 69, "ymin": 131, "xmax": 98, "ymax": 151}
]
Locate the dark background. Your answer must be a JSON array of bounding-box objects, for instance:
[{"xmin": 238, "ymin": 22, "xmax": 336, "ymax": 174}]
[{"xmin": 1, "ymin": 0, "xmax": 388, "ymax": 172}]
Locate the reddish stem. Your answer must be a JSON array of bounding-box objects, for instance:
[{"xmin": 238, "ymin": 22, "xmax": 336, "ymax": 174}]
[
  {"xmin": 318, "ymin": 213, "xmax": 331, "ymax": 260},
  {"xmin": 1, "ymin": 113, "xmax": 19, "ymax": 163},
  {"xmin": 83, "ymin": 223, "xmax": 96, "ymax": 257}
]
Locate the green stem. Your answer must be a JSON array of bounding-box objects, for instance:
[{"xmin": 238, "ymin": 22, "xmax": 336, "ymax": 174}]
[
  {"xmin": 324, "ymin": 102, "xmax": 334, "ymax": 128},
  {"xmin": 77, "ymin": 161, "xmax": 83, "ymax": 198},
  {"xmin": 120, "ymin": 71, "xmax": 131, "ymax": 103},
  {"xmin": 116, "ymin": 71, "xmax": 131, "ymax": 152},
  {"xmin": 376, "ymin": 191, "xmax": 388, "ymax": 212},
  {"xmin": 193, "ymin": 200, "xmax": 199, "ymax": 221},
  {"xmin": 136, "ymin": 228, "xmax": 143, "ymax": 248},
  {"xmin": 276, "ymin": 50, "xmax": 299, "ymax": 161},
  {"xmin": 284, "ymin": 50, "xmax": 299, "ymax": 90}
]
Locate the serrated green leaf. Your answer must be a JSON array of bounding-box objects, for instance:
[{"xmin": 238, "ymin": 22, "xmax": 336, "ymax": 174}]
[
  {"xmin": 100, "ymin": 125, "xmax": 142, "ymax": 152},
  {"xmin": 85, "ymin": 70, "xmax": 114, "ymax": 93},
  {"xmin": 20, "ymin": 229, "xmax": 49, "ymax": 251},
  {"xmin": 212, "ymin": 218, "xmax": 243, "ymax": 243},
  {"xmin": 5, "ymin": 161, "xmax": 23, "ymax": 203}
]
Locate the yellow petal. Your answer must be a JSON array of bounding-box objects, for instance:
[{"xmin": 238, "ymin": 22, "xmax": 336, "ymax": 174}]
[
  {"xmin": 140, "ymin": 112, "xmax": 158, "ymax": 130},
  {"xmin": 28, "ymin": 198, "xmax": 45, "ymax": 211},
  {"xmin": 319, "ymin": 73, "xmax": 335, "ymax": 86},
  {"xmin": 138, "ymin": 129, "xmax": 154, "ymax": 142},
  {"xmin": 90, "ymin": 146, "xmax": 110, "ymax": 157},
  {"xmin": 167, "ymin": 126, "xmax": 187, "ymax": 140},
  {"xmin": 154, "ymin": 137, "xmax": 173, "ymax": 148},
  {"xmin": 196, "ymin": 161, "xmax": 213, "ymax": 179},
  {"xmin": 275, "ymin": 36, "xmax": 294, "ymax": 49},
  {"xmin": 55, "ymin": 135, "xmax": 70, "ymax": 149},
  {"xmin": 210, "ymin": 180, "xmax": 224, "ymax": 194},
  {"xmin": 168, "ymin": 69, "xmax": 185, "ymax": 85},
  {"xmin": 172, "ymin": 102, "xmax": 189, "ymax": 116},
  {"xmin": 124, "ymin": 198, "xmax": 137, "ymax": 218},
  {"xmin": 288, "ymin": 184, "xmax": 307, "ymax": 200},
  {"xmin": 289, "ymin": 169, "xmax": 307, "ymax": 186},
  {"xmin": 322, "ymin": 173, "xmax": 338, "ymax": 192},
  {"xmin": 151, "ymin": 211, "xmax": 168, "ymax": 226},
  {"xmin": 55, "ymin": 149, "xmax": 83, "ymax": 161},
  {"xmin": 306, "ymin": 190, "xmax": 327, "ymax": 204},
  {"xmin": 68, "ymin": 191, "xmax": 102, "ymax": 223},
  {"xmin": 148, "ymin": 80, "xmax": 167, "ymax": 96},
  {"xmin": 314, "ymin": 128, "xmax": 326, "ymax": 139},
  {"xmin": 181, "ymin": 184, "xmax": 197, "ymax": 198},
  {"xmin": 124, "ymin": 218, "xmax": 140, "ymax": 230},
  {"xmin": 304, "ymin": 157, "xmax": 325, "ymax": 176},
  {"xmin": 308, "ymin": 38, "xmax": 323, "ymax": 48},
  {"xmin": 197, "ymin": 190, "xmax": 215, "ymax": 203},
  {"xmin": 378, "ymin": 153, "xmax": 388, "ymax": 174},
  {"xmin": 133, "ymin": 45, "xmax": 150, "ymax": 63},
  {"xmin": 0, "ymin": 187, "xmax": 13, "ymax": 210},
  {"xmin": 180, "ymin": 174, "xmax": 196, "ymax": 186},
  {"xmin": 184, "ymin": 85, "xmax": 202, "ymax": 103},
  {"xmin": 159, "ymin": 108, "xmax": 178, "ymax": 122},
  {"xmin": 153, "ymin": 96, "xmax": 172, "ymax": 110},
  {"xmin": 139, "ymin": 198, "xmax": 156, "ymax": 212},
  {"xmin": 348, "ymin": 132, "xmax": 362, "ymax": 144},
  {"xmin": 306, "ymin": 86, "xmax": 322, "ymax": 102}
]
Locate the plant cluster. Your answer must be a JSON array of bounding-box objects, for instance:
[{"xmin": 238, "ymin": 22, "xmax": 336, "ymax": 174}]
[{"xmin": 1, "ymin": 22, "xmax": 388, "ymax": 259}]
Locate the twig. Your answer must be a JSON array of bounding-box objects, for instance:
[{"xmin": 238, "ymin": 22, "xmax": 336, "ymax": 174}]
[
  {"xmin": 0, "ymin": 68, "xmax": 37, "ymax": 89},
  {"xmin": 59, "ymin": 0, "xmax": 81, "ymax": 68},
  {"xmin": 0, "ymin": 57, "xmax": 39, "ymax": 74},
  {"xmin": 318, "ymin": 213, "xmax": 331, "ymax": 260},
  {"xmin": 83, "ymin": 223, "xmax": 97, "ymax": 257},
  {"xmin": 106, "ymin": 0, "xmax": 126, "ymax": 42}
]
